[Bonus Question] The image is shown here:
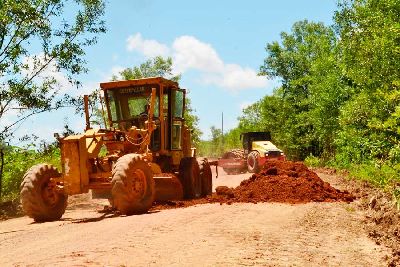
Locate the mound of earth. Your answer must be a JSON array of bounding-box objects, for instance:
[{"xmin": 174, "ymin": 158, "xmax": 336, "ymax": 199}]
[
  {"xmin": 151, "ymin": 161, "xmax": 355, "ymax": 211},
  {"xmin": 212, "ymin": 161, "xmax": 355, "ymax": 204}
]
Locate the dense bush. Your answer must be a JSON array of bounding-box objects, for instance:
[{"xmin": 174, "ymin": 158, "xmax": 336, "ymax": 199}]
[{"xmin": 0, "ymin": 145, "xmax": 60, "ymax": 202}]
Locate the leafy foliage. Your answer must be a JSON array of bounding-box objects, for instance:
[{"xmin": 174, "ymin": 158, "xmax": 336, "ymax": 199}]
[
  {"xmin": 257, "ymin": 21, "xmax": 340, "ymax": 160},
  {"xmin": 217, "ymin": 0, "xmax": 400, "ymax": 191},
  {"xmin": 0, "ymin": 144, "xmax": 60, "ymax": 201},
  {"xmin": 0, "ymin": 0, "xmax": 106, "ymax": 202},
  {"xmin": 113, "ymin": 56, "xmax": 181, "ymax": 82},
  {"xmin": 333, "ymin": 0, "xmax": 400, "ymax": 165},
  {"xmin": 0, "ymin": 0, "xmax": 106, "ymax": 142}
]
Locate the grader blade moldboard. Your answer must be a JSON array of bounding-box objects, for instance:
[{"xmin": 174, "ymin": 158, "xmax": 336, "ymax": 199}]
[{"xmin": 153, "ymin": 174, "xmax": 183, "ymax": 201}]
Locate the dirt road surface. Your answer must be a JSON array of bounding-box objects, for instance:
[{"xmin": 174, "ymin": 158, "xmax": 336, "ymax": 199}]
[{"xmin": 0, "ymin": 169, "xmax": 389, "ymax": 267}]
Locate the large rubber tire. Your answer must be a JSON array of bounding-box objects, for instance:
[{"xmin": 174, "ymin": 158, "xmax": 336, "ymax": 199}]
[
  {"xmin": 200, "ymin": 160, "xmax": 212, "ymax": 196},
  {"xmin": 111, "ymin": 154, "xmax": 155, "ymax": 215},
  {"xmin": 179, "ymin": 157, "xmax": 201, "ymax": 199},
  {"xmin": 247, "ymin": 151, "xmax": 260, "ymax": 173},
  {"xmin": 20, "ymin": 164, "xmax": 67, "ymax": 222}
]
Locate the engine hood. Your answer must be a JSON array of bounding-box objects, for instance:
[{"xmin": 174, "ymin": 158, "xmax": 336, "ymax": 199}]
[{"xmin": 252, "ymin": 141, "xmax": 282, "ymax": 153}]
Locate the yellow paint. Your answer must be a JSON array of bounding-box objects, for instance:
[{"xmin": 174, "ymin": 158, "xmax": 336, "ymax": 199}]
[
  {"xmin": 85, "ymin": 129, "xmax": 103, "ymax": 158},
  {"xmin": 252, "ymin": 141, "xmax": 281, "ymax": 154},
  {"xmin": 61, "ymin": 135, "xmax": 89, "ymax": 194}
]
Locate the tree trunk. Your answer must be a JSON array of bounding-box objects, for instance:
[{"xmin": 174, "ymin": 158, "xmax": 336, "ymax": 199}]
[{"xmin": 0, "ymin": 148, "xmax": 4, "ymax": 201}]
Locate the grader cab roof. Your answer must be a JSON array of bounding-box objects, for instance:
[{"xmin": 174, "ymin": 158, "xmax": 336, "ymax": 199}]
[{"xmin": 100, "ymin": 77, "xmax": 179, "ymax": 91}]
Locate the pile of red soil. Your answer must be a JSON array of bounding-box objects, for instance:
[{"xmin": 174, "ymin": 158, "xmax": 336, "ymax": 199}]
[
  {"xmin": 212, "ymin": 161, "xmax": 355, "ymax": 204},
  {"xmin": 151, "ymin": 161, "xmax": 354, "ymax": 211}
]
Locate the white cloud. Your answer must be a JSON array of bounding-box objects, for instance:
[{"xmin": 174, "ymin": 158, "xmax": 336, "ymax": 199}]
[
  {"xmin": 201, "ymin": 63, "xmax": 268, "ymax": 91},
  {"xmin": 172, "ymin": 36, "xmax": 224, "ymax": 73},
  {"xmin": 239, "ymin": 101, "xmax": 254, "ymax": 111},
  {"xmin": 109, "ymin": 65, "xmax": 125, "ymax": 80},
  {"xmin": 125, "ymin": 33, "xmax": 269, "ymax": 92},
  {"xmin": 21, "ymin": 53, "xmax": 73, "ymax": 95},
  {"xmin": 126, "ymin": 33, "xmax": 170, "ymax": 58}
]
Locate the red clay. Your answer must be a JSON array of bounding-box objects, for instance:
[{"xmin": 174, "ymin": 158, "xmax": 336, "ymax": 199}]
[
  {"xmin": 224, "ymin": 160, "xmax": 355, "ymax": 204},
  {"xmin": 152, "ymin": 161, "xmax": 354, "ymax": 211}
]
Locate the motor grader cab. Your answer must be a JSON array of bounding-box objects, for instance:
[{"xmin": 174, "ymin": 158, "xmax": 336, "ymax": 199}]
[{"xmin": 20, "ymin": 77, "xmax": 212, "ymax": 222}]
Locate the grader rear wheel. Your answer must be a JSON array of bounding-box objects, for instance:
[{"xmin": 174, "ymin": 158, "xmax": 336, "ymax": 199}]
[
  {"xmin": 179, "ymin": 157, "xmax": 201, "ymax": 199},
  {"xmin": 111, "ymin": 154, "xmax": 155, "ymax": 215},
  {"xmin": 200, "ymin": 160, "xmax": 212, "ymax": 196},
  {"xmin": 20, "ymin": 164, "xmax": 67, "ymax": 222}
]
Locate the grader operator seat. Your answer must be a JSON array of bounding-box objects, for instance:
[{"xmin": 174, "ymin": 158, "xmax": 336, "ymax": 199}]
[{"xmin": 107, "ymin": 87, "xmax": 153, "ymax": 130}]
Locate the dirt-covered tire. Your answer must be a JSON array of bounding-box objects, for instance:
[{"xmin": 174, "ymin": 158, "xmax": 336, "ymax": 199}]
[
  {"xmin": 20, "ymin": 164, "xmax": 67, "ymax": 222},
  {"xmin": 111, "ymin": 154, "xmax": 155, "ymax": 215},
  {"xmin": 199, "ymin": 159, "xmax": 212, "ymax": 196},
  {"xmin": 247, "ymin": 151, "xmax": 260, "ymax": 173},
  {"xmin": 179, "ymin": 157, "xmax": 201, "ymax": 199}
]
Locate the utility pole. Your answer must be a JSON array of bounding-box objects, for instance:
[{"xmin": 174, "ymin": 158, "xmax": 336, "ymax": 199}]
[{"xmin": 221, "ymin": 112, "xmax": 224, "ymax": 148}]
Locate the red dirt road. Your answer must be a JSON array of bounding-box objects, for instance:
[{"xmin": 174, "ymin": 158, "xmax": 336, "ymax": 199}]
[{"xmin": 0, "ymin": 168, "xmax": 390, "ymax": 266}]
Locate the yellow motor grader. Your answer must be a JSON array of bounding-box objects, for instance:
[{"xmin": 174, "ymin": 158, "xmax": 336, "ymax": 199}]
[{"xmin": 20, "ymin": 77, "xmax": 212, "ymax": 222}]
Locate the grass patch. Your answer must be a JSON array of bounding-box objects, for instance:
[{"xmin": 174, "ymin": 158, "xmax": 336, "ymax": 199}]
[
  {"xmin": 304, "ymin": 155, "xmax": 324, "ymax": 167},
  {"xmin": 305, "ymin": 156, "xmax": 400, "ymax": 208},
  {"xmin": 347, "ymin": 163, "xmax": 399, "ymax": 189}
]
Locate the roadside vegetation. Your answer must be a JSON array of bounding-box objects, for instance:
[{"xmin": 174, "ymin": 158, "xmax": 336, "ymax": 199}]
[
  {"xmin": 200, "ymin": 0, "xmax": 400, "ymax": 203},
  {"xmin": 0, "ymin": 0, "xmax": 106, "ymax": 203}
]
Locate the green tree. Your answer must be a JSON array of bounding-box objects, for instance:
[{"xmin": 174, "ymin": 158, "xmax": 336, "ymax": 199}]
[
  {"xmin": 334, "ymin": 0, "xmax": 400, "ymax": 164},
  {"xmin": 114, "ymin": 56, "xmax": 181, "ymax": 82},
  {"xmin": 0, "ymin": 0, "xmax": 106, "ymax": 142},
  {"xmin": 259, "ymin": 20, "xmax": 341, "ymax": 159},
  {"xmin": 210, "ymin": 126, "xmax": 223, "ymax": 156}
]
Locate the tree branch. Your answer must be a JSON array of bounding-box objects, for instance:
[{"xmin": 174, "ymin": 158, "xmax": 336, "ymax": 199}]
[
  {"xmin": 0, "ymin": 104, "xmax": 74, "ymax": 138},
  {"xmin": 0, "ymin": 2, "xmax": 58, "ymax": 65}
]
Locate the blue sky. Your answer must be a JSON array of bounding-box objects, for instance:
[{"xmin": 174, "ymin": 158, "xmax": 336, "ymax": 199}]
[{"xmin": 9, "ymin": 0, "xmax": 338, "ymax": 144}]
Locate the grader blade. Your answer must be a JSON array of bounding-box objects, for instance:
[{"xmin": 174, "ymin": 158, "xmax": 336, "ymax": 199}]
[{"xmin": 153, "ymin": 174, "xmax": 183, "ymax": 201}]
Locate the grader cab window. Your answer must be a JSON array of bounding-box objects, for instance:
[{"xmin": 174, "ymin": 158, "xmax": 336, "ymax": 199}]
[
  {"xmin": 171, "ymin": 90, "xmax": 185, "ymax": 150},
  {"xmin": 106, "ymin": 85, "xmax": 160, "ymax": 128}
]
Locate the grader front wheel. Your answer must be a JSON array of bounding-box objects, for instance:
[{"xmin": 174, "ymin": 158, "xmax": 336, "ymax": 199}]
[
  {"xmin": 20, "ymin": 164, "xmax": 67, "ymax": 222},
  {"xmin": 111, "ymin": 154, "xmax": 155, "ymax": 215}
]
